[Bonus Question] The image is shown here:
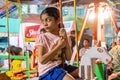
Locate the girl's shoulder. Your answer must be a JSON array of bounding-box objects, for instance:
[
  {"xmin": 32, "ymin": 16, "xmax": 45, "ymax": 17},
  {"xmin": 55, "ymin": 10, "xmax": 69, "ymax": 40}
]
[
  {"xmin": 39, "ymin": 32, "xmax": 59, "ymax": 39},
  {"xmin": 37, "ymin": 32, "xmax": 50, "ymax": 38},
  {"xmin": 36, "ymin": 33, "xmax": 46, "ymax": 41}
]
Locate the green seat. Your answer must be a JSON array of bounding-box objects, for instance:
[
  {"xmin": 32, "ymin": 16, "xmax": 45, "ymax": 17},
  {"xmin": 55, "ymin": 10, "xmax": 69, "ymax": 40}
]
[{"xmin": 95, "ymin": 63, "xmax": 105, "ymax": 80}]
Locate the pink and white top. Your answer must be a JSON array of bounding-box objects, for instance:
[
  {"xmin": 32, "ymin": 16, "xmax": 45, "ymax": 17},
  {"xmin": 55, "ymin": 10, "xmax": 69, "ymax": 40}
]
[{"xmin": 35, "ymin": 32, "xmax": 62, "ymax": 76}]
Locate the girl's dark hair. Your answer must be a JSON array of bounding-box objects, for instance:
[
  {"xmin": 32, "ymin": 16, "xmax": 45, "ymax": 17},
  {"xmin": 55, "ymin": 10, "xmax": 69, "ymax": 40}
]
[
  {"xmin": 7, "ymin": 45, "xmax": 16, "ymax": 55},
  {"xmin": 40, "ymin": 7, "xmax": 60, "ymax": 20},
  {"xmin": 14, "ymin": 47, "xmax": 22, "ymax": 55}
]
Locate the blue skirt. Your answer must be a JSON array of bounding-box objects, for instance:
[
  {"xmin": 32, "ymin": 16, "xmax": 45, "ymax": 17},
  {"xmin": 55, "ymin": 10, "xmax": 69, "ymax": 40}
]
[
  {"xmin": 39, "ymin": 65, "xmax": 66, "ymax": 80},
  {"xmin": 39, "ymin": 64, "xmax": 77, "ymax": 80}
]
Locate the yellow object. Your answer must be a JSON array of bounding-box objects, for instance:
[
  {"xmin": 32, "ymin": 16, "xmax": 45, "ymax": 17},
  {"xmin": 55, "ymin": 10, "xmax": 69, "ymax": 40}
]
[
  {"xmin": 6, "ymin": 60, "xmax": 23, "ymax": 79},
  {"xmin": 6, "ymin": 71, "xmax": 14, "ymax": 78},
  {"xmin": 12, "ymin": 59, "xmax": 23, "ymax": 71}
]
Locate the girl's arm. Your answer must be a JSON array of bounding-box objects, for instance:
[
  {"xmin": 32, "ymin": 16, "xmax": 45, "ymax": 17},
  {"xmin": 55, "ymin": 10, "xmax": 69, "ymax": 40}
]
[
  {"xmin": 65, "ymin": 38, "xmax": 72, "ymax": 61},
  {"xmin": 59, "ymin": 28, "xmax": 72, "ymax": 61},
  {"xmin": 37, "ymin": 38, "xmax": 66, "ymax": 64}
]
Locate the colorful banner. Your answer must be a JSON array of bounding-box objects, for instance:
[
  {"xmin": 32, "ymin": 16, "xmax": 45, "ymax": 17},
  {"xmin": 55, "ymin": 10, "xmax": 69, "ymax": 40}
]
[
  {"xmin": 24, "ymin": 25, "xmax": 40, "ymax": 42},
  {"xmin": 0, "ymin": 2, "xmax": 17, "ymax": 18}
]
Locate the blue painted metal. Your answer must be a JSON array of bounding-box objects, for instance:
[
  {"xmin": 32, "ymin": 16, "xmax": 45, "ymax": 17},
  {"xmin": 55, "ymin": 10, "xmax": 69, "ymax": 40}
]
[{"xmin": 0, "ymin": 3, "xmax": 17, "ymax": 18}]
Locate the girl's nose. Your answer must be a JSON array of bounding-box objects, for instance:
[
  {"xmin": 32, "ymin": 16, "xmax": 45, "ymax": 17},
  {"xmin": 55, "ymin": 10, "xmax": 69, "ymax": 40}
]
[{"xmin": 43, "ymin": 22, "xmax": 48, "ymax": 26}]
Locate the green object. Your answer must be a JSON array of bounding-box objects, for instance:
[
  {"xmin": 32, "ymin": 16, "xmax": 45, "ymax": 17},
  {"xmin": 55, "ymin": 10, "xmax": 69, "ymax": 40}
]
[
  {"xmin": 95, "ymin": 63, "xmax": 105, "ymax": 80},
  {"xmin": 73, "ymin": 61, "xmax": 79, "ymax": 67},
  {"xmin": 0, "ymin": 67, "xmax": 9, "ymax": 71},
  {"xmin": 25, "ymin": 51, "xmax": 30, "ymax": 80},
  {"xmin": 0, "ymin": 51, "xmax": 38, "ymax": 80},
  {"xmin": 0, "ymin": 55, "xmax": 26, "ymax": 59}
]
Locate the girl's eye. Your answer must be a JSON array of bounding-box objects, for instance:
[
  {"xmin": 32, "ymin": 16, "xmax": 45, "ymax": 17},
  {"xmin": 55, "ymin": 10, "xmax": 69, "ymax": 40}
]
[
  {"xmin": 41, "ymin": 18, "xmax": 53, "ymax": 23},
  {"xmin": 46, "ymin": 18, "xmax": 52, "ymax": 22}
]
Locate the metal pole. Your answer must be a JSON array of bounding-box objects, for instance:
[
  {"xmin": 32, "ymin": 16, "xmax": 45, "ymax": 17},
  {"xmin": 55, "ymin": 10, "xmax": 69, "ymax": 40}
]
[
  {"xmin": 74, "ymin": 0, "xmax": 79, "ymax": 66},
  {"xmin": 5, "ymin": 0, "xmax": 11, "ymax": 70}
]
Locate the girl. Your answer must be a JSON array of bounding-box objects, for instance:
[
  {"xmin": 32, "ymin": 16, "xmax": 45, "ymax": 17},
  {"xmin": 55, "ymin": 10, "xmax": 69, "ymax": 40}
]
[{"xmin": 35, "ymin": 7, "xmax": 78, "ymax": 80}]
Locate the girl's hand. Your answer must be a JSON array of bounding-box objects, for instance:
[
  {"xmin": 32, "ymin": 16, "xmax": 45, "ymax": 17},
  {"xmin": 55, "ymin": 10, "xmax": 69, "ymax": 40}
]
[
  {"xmin": 59, "ymin": 28, "xmax": 67, "ymax": 39},
  {"xmin": 57, "ymin": 38, "xmax": 66, "ymax": 49}
]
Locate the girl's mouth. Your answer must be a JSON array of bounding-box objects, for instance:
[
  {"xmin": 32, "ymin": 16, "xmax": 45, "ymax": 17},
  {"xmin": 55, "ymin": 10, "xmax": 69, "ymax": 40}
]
[{"xmin": 44, "ymin": 27, "xmax": 50, "ymax": 31}]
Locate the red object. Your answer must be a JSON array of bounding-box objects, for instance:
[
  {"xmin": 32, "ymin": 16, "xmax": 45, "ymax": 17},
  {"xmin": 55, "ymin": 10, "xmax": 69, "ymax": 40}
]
[{"xmin": 24, "ymin": 25, "xmax": 40, "ymax": 42}]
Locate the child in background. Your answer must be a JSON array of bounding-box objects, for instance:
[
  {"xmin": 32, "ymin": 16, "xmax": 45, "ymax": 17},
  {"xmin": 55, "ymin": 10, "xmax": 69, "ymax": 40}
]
[
  {"xmin": 0, "ymin": 46, "xmax": 38, "ymax": 80},
  {"xmin": 0, "ymin": 46, "xmax": 24, "ymax": 80},
  {"xmin": 11, "ymin": 47, "xmax": 24, "ymax": 71},
  {"xmin": 6, "ymin": 46, "xmax": 27, "ymax": 79}
]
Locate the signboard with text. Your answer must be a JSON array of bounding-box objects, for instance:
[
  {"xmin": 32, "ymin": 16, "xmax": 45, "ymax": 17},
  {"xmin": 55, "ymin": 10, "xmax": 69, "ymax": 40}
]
[{"xmin": 25, "ymin": 25, "xmax": 40, "ymax": 42}]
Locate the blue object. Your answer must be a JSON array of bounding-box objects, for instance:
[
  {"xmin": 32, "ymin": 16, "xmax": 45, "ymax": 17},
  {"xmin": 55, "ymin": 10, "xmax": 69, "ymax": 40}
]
[
  {"xmin": 39, "ymin": 65, "xmax": 66, "ymax": 80},
  {"xmin": 0, "ymin": 58, "xmax": 4, "ymax": 64},
  {"xmin": 0, "ymin": 4, "xmax": 17, "ymax": 18}
]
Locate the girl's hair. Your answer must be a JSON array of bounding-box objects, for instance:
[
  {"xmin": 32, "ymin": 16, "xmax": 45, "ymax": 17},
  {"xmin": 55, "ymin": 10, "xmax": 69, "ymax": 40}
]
[
  {"xmin": 40, "ymin": 7, "xmax": 60, "ymax": 20},
  {"xmin": 7, "ymin": 45, "xmax": 16, "ymax": 55},
  {"xmin": 14, "ymin": 47, "xmax": 22, "ymax": 55}
]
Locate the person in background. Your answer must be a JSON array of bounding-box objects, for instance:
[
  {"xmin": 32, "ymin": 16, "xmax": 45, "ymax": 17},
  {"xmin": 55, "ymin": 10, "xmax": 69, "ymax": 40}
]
[
  {"xmin": 35, "ymin": 7, "xmax": 79, "ymax": 80},
  {"xmin": 68, "ymin": 30, "xmax": 76, "ymax": 53},
  {"xmin": 7, "ymin": 45, "xmax": 16, "ymax": 55},
  {"xmin": 108, "ymin": 31, "xmax": 120, "ymax": 80},
  {"xmin": 79, "ymin": 39, "xmax": 91, "ymax": 59},
  {"xmin": 0, "ymin": 46, "xmax": 24, "ymax": 80}
]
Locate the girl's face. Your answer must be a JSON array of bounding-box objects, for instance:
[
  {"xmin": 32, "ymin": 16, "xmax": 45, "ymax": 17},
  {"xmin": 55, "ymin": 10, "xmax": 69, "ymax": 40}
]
[{"xmin": 41, "ymin": 13, "xmax": 59, "ymax": 32}]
